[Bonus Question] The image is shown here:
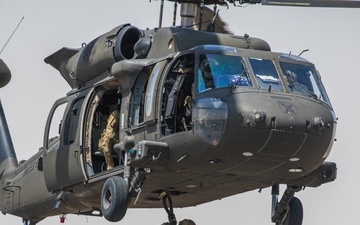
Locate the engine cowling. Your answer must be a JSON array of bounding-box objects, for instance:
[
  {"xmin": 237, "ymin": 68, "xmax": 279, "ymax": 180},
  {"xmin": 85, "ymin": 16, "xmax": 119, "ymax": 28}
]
[{"xmin": 45, "ymin": 24, "xmax": 143, "ymax": 88}]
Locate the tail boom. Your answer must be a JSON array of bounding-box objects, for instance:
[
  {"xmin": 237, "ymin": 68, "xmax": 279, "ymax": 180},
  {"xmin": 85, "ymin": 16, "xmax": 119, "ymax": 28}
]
[{"xmin": 0, "ymin": 99, "xmax": 18, "ymax": 176}]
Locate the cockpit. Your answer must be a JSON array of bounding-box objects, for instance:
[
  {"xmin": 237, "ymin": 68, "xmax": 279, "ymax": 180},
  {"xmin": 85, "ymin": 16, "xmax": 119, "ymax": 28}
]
[{"xmin": 160, "ymin": 45, "xmax": 331, "ymax": 140}]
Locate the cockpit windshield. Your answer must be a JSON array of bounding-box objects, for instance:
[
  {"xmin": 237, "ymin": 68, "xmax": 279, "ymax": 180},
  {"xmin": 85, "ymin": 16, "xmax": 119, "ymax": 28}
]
[
  {"xmin": 194, "ymin": 50, "xmax": 331, "ymax": 106},
  {"xmin": 279, "ymin": 61, "xmax": 330, "ymax": 104},
  {"xmin": 197, "ymin": 53, "xmax": 252, "ymax": 93},
  {"xmin": 249, "ymin": 58, "xmax": 283, "ymax": 91}
]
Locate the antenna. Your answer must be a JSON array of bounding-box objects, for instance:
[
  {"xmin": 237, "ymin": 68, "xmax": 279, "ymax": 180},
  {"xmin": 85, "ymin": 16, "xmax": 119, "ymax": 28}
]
[
  {"xmin": 198, "ymin": 0, "xmax": 205, "ymax": 31},
  {"xmin": 172, "ymin": 1, "xmax": 178, "ymax": 26},
  {"xmin": 0, "ymin": 16, "xmax": 24, "ymax": 55},
  {"xmin": 159, "ymin": 0, "xmax": 165, "ymax": 28},
  {"xmin": 298, "ymin": 49, "xmax": 309, "ymax": 57}
]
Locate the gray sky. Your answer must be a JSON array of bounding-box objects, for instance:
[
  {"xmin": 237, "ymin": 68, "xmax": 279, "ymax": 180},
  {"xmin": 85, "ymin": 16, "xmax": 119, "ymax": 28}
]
[{"xmin": 0, "ymin": 0, "xmax": 360, "ymax": 224}]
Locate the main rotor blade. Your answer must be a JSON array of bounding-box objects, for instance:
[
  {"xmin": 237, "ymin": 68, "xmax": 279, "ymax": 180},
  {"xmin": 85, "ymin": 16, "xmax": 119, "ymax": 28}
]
[
  {"xmin": 167, "ymin": 0, "xmax": 360, "ymax": 8},
  {"xmin": 261, "ymin": 0, "xmax": 360, "ymax": 8}
]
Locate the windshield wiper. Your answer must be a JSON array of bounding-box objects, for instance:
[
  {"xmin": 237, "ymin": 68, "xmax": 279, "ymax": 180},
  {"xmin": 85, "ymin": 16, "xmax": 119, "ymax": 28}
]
[
  {"xmin": 229, "ymin": 60, "xmax": 251, "ymax": 89},
  {"xmin": 291, "ymin": 82, "xmax": 318, "ymax": 99}
]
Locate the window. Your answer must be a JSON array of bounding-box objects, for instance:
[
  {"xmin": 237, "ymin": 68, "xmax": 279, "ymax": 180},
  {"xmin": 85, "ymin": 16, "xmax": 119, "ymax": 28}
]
[
  {"xmin": 249, "ymin": 58, "xmax": 283, "ymax": 91},
  {"xmin": 197, "ymin": 53, "xmax": 251, "ymax": 93},
  {"xmin": 65, "ymin": 97, "xmax": 84, "ymax": 145},
  {"xmin": 145, "ymin": 64, "xmax": 162, "ymax": 118},
  {"xmin": 46, "ymin": 100, "xmax": 67, "ymax": 149},
  {"xmin": 280, "ymin": 61, "xmax": 330, "ymax": 104},
  {"xmin": 131, "ymin": 71, "xmax": 149, "ymax": 126}
]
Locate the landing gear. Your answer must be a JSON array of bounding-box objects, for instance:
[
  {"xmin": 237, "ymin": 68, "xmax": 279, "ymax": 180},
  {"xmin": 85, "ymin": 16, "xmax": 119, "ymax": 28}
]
[
  {"xmin": 279, "ymin": 197, "xmax": 303, "ymax": 225},
  {"xmin": 271, "ymin": 184, "xmax": 303, "ymax": 225},
  {"xmin": 101, "ymin": 176, "xmax": 129, "ymax": 222}
]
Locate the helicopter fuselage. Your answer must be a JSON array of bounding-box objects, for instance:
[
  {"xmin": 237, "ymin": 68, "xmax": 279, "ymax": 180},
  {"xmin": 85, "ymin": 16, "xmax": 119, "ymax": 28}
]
[{"xmin": 0, "ymin": 25, "xmax": 337, "ymax": 223}]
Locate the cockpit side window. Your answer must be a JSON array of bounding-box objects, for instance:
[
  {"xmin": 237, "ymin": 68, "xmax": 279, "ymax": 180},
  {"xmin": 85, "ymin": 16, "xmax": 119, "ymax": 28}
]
[
  {"xmin": 144, "ymin": 62, "xmax": 166, "ymax": 122},
  {"xmin": 197, "ymin": 53, "xmax": 252, "ymax": 93},
  {"xmin": 131, "ymin": 70, "xmax": 150, "ymax": 126},
  {"xmin": 249, "ymin": 58, "xmax": 283, "ymax": 91}
]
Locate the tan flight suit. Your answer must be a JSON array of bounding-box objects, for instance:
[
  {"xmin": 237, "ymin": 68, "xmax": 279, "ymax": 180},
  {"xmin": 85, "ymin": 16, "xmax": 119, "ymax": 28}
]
[{"xmin": 98, "ymin": 110, "xmax": 120, "ymax": 170}]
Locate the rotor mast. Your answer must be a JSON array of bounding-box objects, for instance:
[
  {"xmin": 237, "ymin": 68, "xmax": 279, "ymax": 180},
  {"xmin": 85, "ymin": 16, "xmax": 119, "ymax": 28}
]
[
  {"xmin": 159, "ymin": 0, "xmax": 165, "ymax": 28},
  {"xmin": 179, "ymin": 3, "xmax": 197, "ymax": 29}
]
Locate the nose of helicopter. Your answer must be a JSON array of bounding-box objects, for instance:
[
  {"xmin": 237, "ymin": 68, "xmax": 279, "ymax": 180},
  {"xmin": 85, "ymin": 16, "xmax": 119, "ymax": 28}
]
[{"xmin": 210, "ymin": 92, "xmax": 336, "ymax": 176}]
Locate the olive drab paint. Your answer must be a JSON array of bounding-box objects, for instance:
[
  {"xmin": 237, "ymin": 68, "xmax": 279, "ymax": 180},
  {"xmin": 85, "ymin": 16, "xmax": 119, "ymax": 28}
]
[{"xmin": 0, "ymin": 1, "xmax": 350, "ymax": 224}]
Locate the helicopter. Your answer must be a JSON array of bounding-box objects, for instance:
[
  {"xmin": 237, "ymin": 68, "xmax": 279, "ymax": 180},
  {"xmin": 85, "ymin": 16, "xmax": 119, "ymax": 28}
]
[{"xmin": 1, "ymin": 1, "xmax": 359, "ymax": 225}]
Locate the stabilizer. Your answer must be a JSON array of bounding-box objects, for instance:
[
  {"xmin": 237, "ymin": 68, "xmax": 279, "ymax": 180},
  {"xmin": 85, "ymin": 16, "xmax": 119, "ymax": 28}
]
[{"xmin": 0, "ymin": 59, "xmax": 11, "ymax": 88}]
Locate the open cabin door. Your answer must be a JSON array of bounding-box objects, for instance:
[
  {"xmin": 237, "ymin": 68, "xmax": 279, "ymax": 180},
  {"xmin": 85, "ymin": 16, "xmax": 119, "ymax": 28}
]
[
  {"xmin": 43, "ymin": 93, "xmax": 87, "ymax": 192},
  {"xmin": 83, "ymin": 85, "xmax": 124, "ymax": 176}
]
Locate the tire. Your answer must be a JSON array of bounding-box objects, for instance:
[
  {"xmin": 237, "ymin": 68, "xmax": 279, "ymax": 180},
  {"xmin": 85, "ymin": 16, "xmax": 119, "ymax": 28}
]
[
  {"xmin": 101, "ymin": 176, "xmax": 129, "ymax": 222},
  {"xmin": 281, "ymin": 197, "xmax": 303, "ymax": 225}
]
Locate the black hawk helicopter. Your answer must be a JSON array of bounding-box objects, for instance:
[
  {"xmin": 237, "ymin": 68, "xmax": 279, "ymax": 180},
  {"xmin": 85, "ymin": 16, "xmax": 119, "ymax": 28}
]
[{"xmin": 1, "ymin": 0, "xmax": 359, "ymax": 225}]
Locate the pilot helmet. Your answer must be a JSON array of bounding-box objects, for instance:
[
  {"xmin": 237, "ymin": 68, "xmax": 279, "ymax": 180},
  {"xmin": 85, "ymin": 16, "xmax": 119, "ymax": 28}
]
[
  {"xmin": 200, "ymin": 58, "xmax": 218, "ymax": 79},
  {"xmin": 285, "ymin": 70, "xmax": 299, "ymax": 84},
  {"xmin": 176, "ymin": 58, "xmax": 194, "ymax": 74},
  {"xmin": 285, "ymin": 70, "xmax": 297, "ymax": 79}
]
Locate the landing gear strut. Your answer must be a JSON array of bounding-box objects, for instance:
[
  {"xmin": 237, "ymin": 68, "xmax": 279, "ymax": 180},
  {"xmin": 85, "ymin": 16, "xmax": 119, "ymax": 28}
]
[{"xmin": 271, "ymin": 184, "xmax": 303, "ymax": 225}]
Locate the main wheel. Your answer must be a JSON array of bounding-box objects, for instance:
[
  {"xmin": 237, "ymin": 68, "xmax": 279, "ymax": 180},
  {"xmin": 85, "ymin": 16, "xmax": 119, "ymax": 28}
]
[
  {"xmin": 101, "ymin": 176, "xmax": 129, "ymax": 222},
  {"xmin": 278, "ymin": 197, "xmax": 303, "ymax": 225}
]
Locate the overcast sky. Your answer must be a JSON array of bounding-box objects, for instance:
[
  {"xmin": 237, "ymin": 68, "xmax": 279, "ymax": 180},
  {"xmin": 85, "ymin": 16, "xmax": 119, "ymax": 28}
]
[{"xmin": 1, "ymin": 0, "xmax": 360, "ymax": 224}]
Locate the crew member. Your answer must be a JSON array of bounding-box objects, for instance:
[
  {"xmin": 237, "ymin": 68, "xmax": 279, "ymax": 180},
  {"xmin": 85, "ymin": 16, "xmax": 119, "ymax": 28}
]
[
  {"xmin": 176, "ymin": 62, "xmax": 194, "ymax": 131},
  {"xmin": 199, "ymin": 58, "xmax": 216, "ymax": 91},
  {"xmin": 98, "ymin": 109, "xmax": 120, "ymax": 170}
]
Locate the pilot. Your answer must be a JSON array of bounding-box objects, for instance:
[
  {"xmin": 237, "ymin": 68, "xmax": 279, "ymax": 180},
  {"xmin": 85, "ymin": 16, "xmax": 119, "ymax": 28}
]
[
  {"xmin": 98, "ymin": 101, "xmax": 120, "ymax": 170},
  {"xmin": 177, "ymin": 61, "xmax": 194, "ymax": 131},
  {"xmin": 284, "ymin": 70, "xmax": 296, "ymax": 87},
  {"xmin": 199, "ymin": 58, "xmax": 216, "ymax": 91},
  {"xmin": 165, "ymin": 57, "xmax": 195, "ymax": 133},
  {"xmin": 285, "ymin": 70, "xmax": 309, "ymax": 93}
]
